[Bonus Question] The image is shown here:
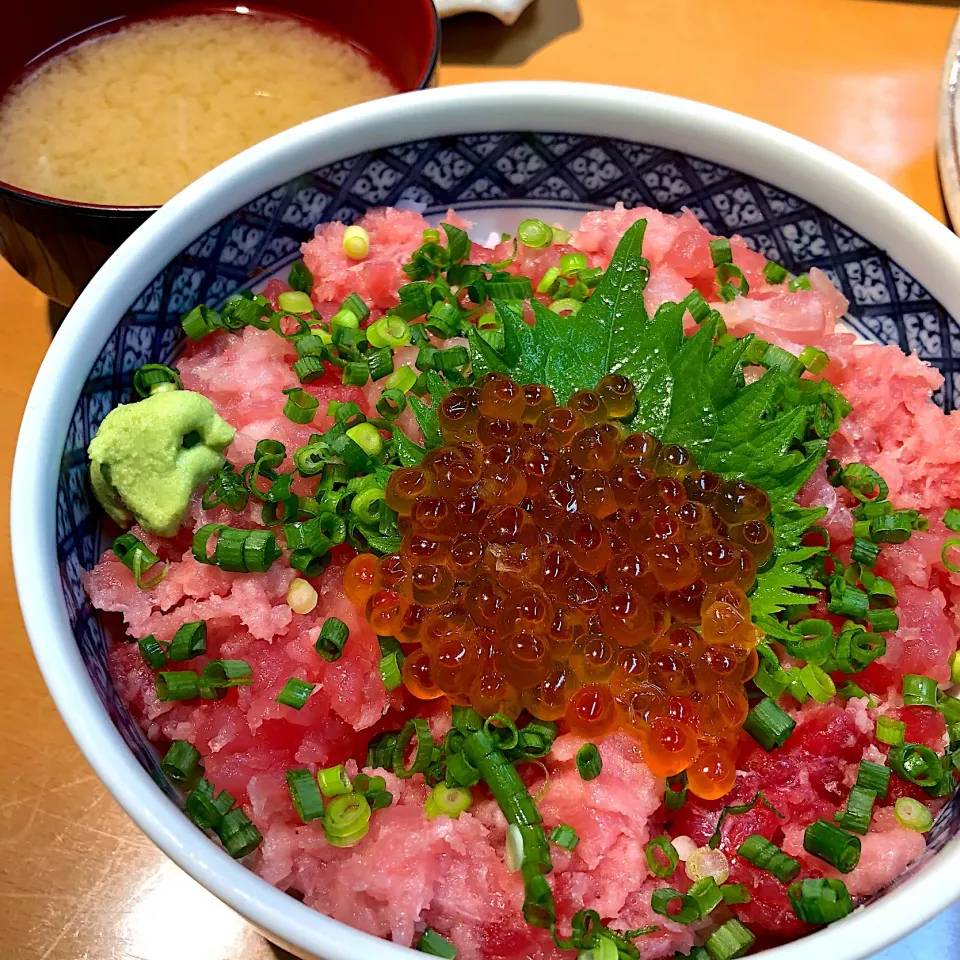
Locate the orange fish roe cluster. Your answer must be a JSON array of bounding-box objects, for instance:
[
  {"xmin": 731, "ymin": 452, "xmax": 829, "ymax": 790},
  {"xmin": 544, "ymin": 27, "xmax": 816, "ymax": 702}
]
[{"xmin": 345, "ymin": 374, "xmax": 773, "ymax": 800}]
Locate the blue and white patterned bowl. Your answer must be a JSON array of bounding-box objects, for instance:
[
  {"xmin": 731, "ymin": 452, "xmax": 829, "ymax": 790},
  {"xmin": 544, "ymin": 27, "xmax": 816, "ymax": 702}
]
[{"xmin": 12, "ymin": 82, "xmax": 960, "ymax": 960}]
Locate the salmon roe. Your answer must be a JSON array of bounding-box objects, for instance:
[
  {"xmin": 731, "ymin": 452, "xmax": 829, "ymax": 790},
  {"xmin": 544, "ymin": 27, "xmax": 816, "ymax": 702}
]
[{"xmin": 346, "ymin": 375, "xmax": 771, "ymax": 800}]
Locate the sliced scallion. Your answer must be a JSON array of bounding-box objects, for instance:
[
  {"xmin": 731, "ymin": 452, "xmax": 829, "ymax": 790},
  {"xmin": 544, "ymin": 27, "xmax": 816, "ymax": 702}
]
[
  {"xmin": 788, "ymin": 877, "xmax": 853, "ymax": 924},
  {"xmin": 803, "ymin": 819, "xmax": 860, "ymax": 873},
  {"xmin": 576, "ymin": 743, "xmax": 602, "ymax": 780},
  {"xmin": 161, "ymin": 739, "xmax": 201, "ymax": 782},
  {"xmin": 286, "ymin": 768, "xmax": 324, "ymax": 822},
  {"xmin": 275, "ymin": 677, "xmax": 315, "ymax": 710},
  {"xmin": 894, "ymin": 796, "xmax": 933, "ymax": 833}
]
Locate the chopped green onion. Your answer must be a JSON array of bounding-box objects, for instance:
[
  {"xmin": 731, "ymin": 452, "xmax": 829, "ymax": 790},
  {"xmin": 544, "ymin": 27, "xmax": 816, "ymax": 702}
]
[
  {"xmin": 762, "ymin": 260, "xmax": 788, "ymax": 284},
  {"xmin": 789, "ymin": 274, "xmax": 812, "ymax": 291},
  {"xmin": 867, "ymin": 608, "xmax": 899, "ymax": 633},
  {"xmin": 902, "ymin": 674, "xmax": 939, "ymax": 708},
  {"xmin": 346, "ymin": 422, "xmax": 383, "ymax": 456},
  {"xmin": 798, "ymin": 345, "xmax": 829, "ymax": 374},
  {"xmin": 366, "ymin": 347, "xmax": 394, "ymax": 382},
  {"xmin": 168, "ymin": 621, "xmax": 206, "ymax": 663},
  {"xmin": 434, "ymin": 346, "xmax": 469, "ymax": 372},
  {"xmin": 944, "ymin": 509, "xmax": 960, "ymax": 532},
  {"xmin": 549, "ymin": 824, "xmax": 579, "ymax": 851},
  {"xmin": 393, "ymin": 717, "xmax": 434, "ymax": 779},
  {"xmin": 275, "ymin": 677, "xmax": 314, "ymax": 710},
  {"xmin": 708, "ymin": 791, "xmax": 784, "ymax": 849},
  {"xmin": 293, "ymin": 355, "xmax": 326, "ymax": 384},
  {"xmin": 202, "ymin": 660, "xmax": 253, "ymax": 693},
  {"xmin": 850, "ymin": 537, "xmax": 880, "ymax": 567},
  {"xmin": 872, "ymin": 513, "xmax": 914, "ymax": 544},
  {"xmin": 287, "ymin": 261, "xmax": 314, "ymax": 294},
  {"xmin": 689, "ymin": 876, "xmax": 723, "ymax": 917},
  {"xmin": 282, "ymin": 387, "xmax": 318, "ymax": 425},
  {"xmin": 322, "ymin": 792, "xmax": 371, "ymax": 846},
  {"xmin": 367, "ymin": 316, "xmax": 411, "ymax": 350},
  {"xmin": 216, "ymin": 807, "xmax": 263, "ymax": 858},
  {"xmin": 537, "ymin": 266, "xmax": 561, "ymax": 294},
  {"xmin": 942, "ymin": 537, "xmax": 960, "ymax": 574},
  {"xmin": 888, "ymin": 742, "xmax": 942, "ymax": 787},
  {"xmin": 743, "ymin": 697, "xmax": 795, "ymax": 750},
  {"xmin": 286, "ymin": 769, "xmax": 324, "ymax": 822},
  {"xmin": 720, "ymin": 883, "xmax": 751, "ymax": 905},
  {"xmin": 341, "ymin": 361, "xmax": 369, "ymax": 387},
  {"xmin": 680, "ymin": 289, "xmax": 710, "ymax": 323},
  {"xmin": 876, "ymin": 715, "xmax": 906, "ymax": 745},
  {"xmin": 841, "ymin": 463, "xmax": 888, "ymax": 503},
  {"xmin": 799, "ymin": 663, "xmax": 836, "ymax": 703},
  {"xmin": 761, "ymin": 343, "xmax": 803, "ymax": 378},
  {"xmin": 716, "ymin": 262, "xmax": 749, "ymax": 302},
  {"xmin": 417, "ymin": 929, "xmax": 458, "ymax": 958},
  {"xmin": 784, "ymin": 619, "xmax": 833, "ymax": 664},
  {"xmin": 650, "ymin": 888, "xmax": 700, "ymax": 925},
  {"xmin": 737, "ymin": 834, "xmax": 800, "ymax": 884},
  {"xmin": 940, "ymin": 694, "xmax": 960, "ymax": 725},
  {"xmin": 112, "ymin": 533, "xmax": 167, "ymax": 590},
  {"xmin": 278, "ymin": 290, "xmax": 314, "ymax": 314},
  {"xmin": 295, "ymin": 335, "xmax": 328, "ymax": 361},
  {"xmin": 839, "ymin": 680, "xmax": 874, "ymax": 704},
  {"xmin": 576, "ymin": 743, "xmax": 602, "ymax": 780},
  {"xmin": 705, "ymin": 920, "xmax": 755, "ymax": 960},
  {"xmin": 342, "ymin": 225, "xmax": 370, "ymax": 259},
  {"xmin": 133, "ymin": 363, "xmax": 182, "ymax": 397},
  {"xmin": 424, "ymin": 784, "xmax": 473, "ymax": 820},
  {"xmin": 868, "ymin": 576, "xmax": 898, "ymax": 609},
  {"xmin": 857, "ymin": 761, "xmax": 890, "ymax": 798},
  {"xmin": 161, "ymin": 739, "xmax": 201, "ymax": 782},
  {"xmin": 645, "ymin": 835, "xmax": 679, "ymax": 877},
  {"xmin": 316, "ymin": 617, "xmax": 349, "ymax": 662},
  {"xmin": 788, "ymin": 877, "xmax": 853, "ymax": 924},
  {"xmin": 185, "ymin": 778, "xmax": 235, "ymax": 829},
  {"xmin": 138, "ymin": 635, "xmax": 167, "ymax": 669},
  {"xmin": 315, "ymin": 764, "xmax": 352, "ymax": 799},
  {"xmin": 384, "ymin": 366, "xmax": 418, "ymax": 393},
  {"xmin": 665, "ymin": 772, "xmax": 688, "ymax": 811},
  {"xmin": 709, "ymin": 238, "xmax": 732, "ymax": 266},
  {"xmin": 155, "ymin": 670, "xmax": 199, "ymax": 701},
  {"xmin": 339, "ymin": 292, "xmax": 369, "ymax": 322},
  {"xmin": 376, "ymin": 388, "xmax": 407, "ymax": 421},
  {"xmin": 181, "ymin": 304, "xmax": 220, "ymax": 339},
  {"xmin": 559, "ymin": 252, "xmax": 588, "ymax": 276},
  {"xmin": 549, "ymin": 298, "xmax": 582, "ymax": 315},
  {"xmin": 827, "ymin": 584, "xmax": 869, "ymax": 620},
  {"xmin": 833, "ymin": 785, "xmax": 876, "ymax": 836},
  {"xmin": 894, "ymin": 796, "xmax": 933, "ymax": 833},
  {"xmin": 484, "ymin": 714, "xmax": 519, "ymax": 751},
  {"xmin": 378, "ymin": 651, "xmax": 403, "ymax": 691},
  {"xmin": 518, "ymin": 219, "xmax": 553, "ymax": 248},
  {"xmin": 803, "ymin": 819, "xmax": 860, "ymax": 873}
]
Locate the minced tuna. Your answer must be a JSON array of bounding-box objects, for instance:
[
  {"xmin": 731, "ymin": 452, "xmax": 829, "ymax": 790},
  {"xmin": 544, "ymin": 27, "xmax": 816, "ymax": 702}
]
[{"xmin": 84, "ymin": 204, "xmax": 960, "ymax": 958}]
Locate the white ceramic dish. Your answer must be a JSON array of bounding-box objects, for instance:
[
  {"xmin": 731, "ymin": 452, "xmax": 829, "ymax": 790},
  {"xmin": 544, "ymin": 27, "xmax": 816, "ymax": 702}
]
[
  {"xmin": 12, "ymin": 81, "xmax": 960, "ymax": 960},
  {"xmin": 434, "ymin": 0, "xmax": 536, "ymax": 24}
]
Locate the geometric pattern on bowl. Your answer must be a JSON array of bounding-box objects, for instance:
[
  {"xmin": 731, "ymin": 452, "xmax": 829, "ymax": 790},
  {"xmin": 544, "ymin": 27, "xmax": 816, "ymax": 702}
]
[{"xmin": 55, "ymin": 131, "xmax": 960, "ymax": 886}]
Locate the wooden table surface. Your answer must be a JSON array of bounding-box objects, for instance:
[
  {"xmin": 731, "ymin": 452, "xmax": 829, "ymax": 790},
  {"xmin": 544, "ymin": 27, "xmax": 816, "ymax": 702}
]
[{"xmin": 2, "ymin": 1, "xmax": 959, "ymax": 957}]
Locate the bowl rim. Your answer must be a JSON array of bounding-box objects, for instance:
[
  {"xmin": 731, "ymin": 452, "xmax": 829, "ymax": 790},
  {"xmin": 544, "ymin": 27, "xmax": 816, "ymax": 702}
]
[
  {"xmin": 0, "ymin": 0, "xmax": 441, "ymax": 214},
  {"xmin": 12, "ymin": 80, "xmax": 960, "ymax": 960}
]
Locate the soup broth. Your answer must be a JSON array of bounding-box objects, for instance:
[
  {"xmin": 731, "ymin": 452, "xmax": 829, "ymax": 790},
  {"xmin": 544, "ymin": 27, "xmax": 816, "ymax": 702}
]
[{"xmin": 0, "ymin": 12, "xmax": 395, "ymax": 206}]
